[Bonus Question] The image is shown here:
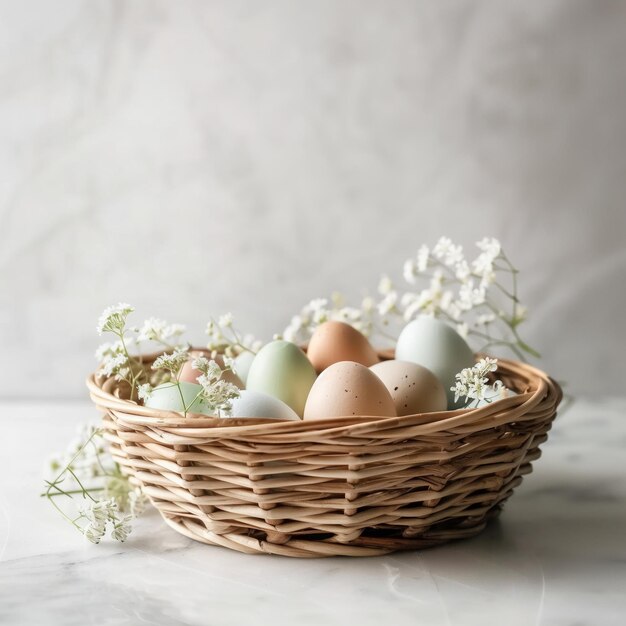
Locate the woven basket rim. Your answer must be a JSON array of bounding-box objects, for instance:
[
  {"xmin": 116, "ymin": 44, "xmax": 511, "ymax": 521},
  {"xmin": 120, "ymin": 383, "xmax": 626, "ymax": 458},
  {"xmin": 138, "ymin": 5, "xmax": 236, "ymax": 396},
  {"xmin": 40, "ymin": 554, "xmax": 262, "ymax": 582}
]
[{"xmin": 86, "ymin": 350, "xmax": 562, "ymax": 437}]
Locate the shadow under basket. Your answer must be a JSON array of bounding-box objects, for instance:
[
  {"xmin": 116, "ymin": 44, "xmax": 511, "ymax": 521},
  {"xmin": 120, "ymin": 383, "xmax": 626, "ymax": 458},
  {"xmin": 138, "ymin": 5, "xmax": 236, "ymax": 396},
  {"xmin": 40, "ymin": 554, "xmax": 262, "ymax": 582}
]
[{"xmin": 86, "ymin": 352, "xmax": 562, "ymax": 557}]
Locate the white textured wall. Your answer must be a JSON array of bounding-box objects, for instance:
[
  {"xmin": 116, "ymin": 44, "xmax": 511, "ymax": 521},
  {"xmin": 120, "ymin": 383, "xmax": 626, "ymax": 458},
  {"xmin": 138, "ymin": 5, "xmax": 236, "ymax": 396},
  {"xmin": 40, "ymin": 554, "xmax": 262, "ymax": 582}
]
[{"xmin": 1, "ymin": 0, "xmax": 625, "ymax": 400}]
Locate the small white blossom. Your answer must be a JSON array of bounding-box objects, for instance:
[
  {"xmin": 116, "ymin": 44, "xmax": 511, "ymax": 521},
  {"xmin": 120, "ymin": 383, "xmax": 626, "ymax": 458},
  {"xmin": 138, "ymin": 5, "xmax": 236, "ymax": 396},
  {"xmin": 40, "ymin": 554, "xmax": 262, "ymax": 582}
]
[
  {"xmin": 451, "ymin": 357, "xmax": 502, "ymax": 404},
  {"xmin": 111, "ymin": 516, "xmax": 133, "ymax": 542},
  {"xmin": 416, "ymin": 245, "xmax": 429, "ymax": 272},
  {"xmin": 99, "ymin": 352, "xmax": 128, "ymax": 378},
  {"xmin": 377, "ymin": 291, "xmax": 398, "ymax": 316},
  {"xmin": 456, "ymin": 323, "xmax": 469, "ymax": 339},
  {"xmin": 84, "ymin": 521, "xmax": 106, "ymax": 544},
  {"xmin": 137, "ymin": 318, "xmax": 186, "ymax": 343},
  {"xmin": 152, "ymin": 348, "xmax": 189, "ymax": 375},
  {"xmin": 218, "ymin": 313, "xmax": 233, "ymax": 328},
  {"xmin": 433, "ymin": 237, "xmax": 464, "ymax": 267},
  {"xmin": 454, "ymin": 260, "xmax": 471, "ymax": 282},
  {"xmin": 361, "ymin": 296, "xmax": 375, "ymax": 313},
  {"xmin": 476, "ymin": 237, "xmax": 501, "ymax": 259},
  {"xmin": 457, "ymin": 280, "xmax": 486, "ymax": 311},
  {"xmin": 137, "ymin": 383, "xmax": 153, "ymax": 401},
  {"xmin": 403, "ymin": 258, "xmax": 418, "ymax": 284},
  {"xmin": 97, "ymin": 303, "xmax": 134, "ymax": 335},
  {"xmin": 128, "ymin": 489, "xmax": 148, "ymax": 516},
  {"xmin": 378, "ymin": 275, "xmax": 394, "ymax": 295}
]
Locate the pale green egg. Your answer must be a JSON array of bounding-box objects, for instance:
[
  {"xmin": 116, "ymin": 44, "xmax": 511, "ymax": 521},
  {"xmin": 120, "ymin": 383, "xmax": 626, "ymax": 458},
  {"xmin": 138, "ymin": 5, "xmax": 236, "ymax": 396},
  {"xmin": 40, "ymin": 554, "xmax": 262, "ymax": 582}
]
[
  {"xmin": 396, "ymin": 316, "xmax": 475, "ymax": 409},
  {"xmin": 144, "ymin": 381, "xmax": 214, "ymax": 416},
  {"xmin": 245, "ymin": 340, "xmax": 317, "ymax": 417}
]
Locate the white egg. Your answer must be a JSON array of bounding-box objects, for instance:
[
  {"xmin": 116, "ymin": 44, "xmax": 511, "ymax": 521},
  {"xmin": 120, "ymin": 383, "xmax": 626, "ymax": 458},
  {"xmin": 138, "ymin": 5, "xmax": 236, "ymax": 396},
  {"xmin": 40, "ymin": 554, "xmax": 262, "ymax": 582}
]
[
  {"xmin": 396, "ymin": 316, "xmax": 475, "ymax": 409},
  {"xmin": 229, "ymin": 390, "xmax": 300, "ymax": 420}
]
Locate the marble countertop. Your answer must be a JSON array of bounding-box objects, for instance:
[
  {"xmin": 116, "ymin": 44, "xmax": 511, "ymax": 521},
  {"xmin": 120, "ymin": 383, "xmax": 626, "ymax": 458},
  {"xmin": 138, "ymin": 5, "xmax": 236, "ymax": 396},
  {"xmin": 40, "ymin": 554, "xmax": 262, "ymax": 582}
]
[{"xmin": 0, "ymin": 398, "xmax": 625, "ymax": 626}]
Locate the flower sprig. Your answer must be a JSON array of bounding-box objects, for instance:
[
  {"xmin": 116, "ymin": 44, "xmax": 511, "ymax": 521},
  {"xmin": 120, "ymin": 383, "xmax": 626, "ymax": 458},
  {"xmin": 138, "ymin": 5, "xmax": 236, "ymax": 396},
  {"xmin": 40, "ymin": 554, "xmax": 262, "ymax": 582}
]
[
  {"xmin": 42, "ymin": 425, "xmax": 147, "ymax": 543},
  {"xmin": 282, "ymin": 237, "xmax": 538, "ymax": 361},
  {"xmin": 206, "ymin": 314, "xmax": 262, "ymax": 357},
  {"xmin": 451, "ymin": 357, "xmax": 507, "ymax": 407},
  {"xmin": 281, "ymin": 293, "xmax": 378, "ymax": 344},
  {"xmin": 137, "ymin": 353, "xmax": 241, "ymax": 417}
]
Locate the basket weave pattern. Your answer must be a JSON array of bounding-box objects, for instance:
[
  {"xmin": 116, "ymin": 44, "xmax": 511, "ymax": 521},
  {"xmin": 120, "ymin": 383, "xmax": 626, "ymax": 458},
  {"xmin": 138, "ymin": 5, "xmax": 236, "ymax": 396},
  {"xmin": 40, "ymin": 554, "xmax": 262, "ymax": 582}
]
[{"xmin": 87, "ymin": 353, "xmax": 562, "ymax": 557}]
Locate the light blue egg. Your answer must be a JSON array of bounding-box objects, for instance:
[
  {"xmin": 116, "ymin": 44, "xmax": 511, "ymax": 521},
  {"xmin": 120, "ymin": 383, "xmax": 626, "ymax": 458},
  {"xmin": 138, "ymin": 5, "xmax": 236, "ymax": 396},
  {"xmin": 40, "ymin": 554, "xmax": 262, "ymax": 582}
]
[
  {"xmin": 230, "ymin": 390, "xmax": 300, "ymax": 420},
  {"xmin": 144, "ymin": 381, "xmax": 214, "ymax": 416},
  {"xmin": 246, "ymin": 340, "xmax": 317, "ymax": 417},
  {"xmin": 396, "ymin": 316, "xmax": 475, "ymax": 409},
  {"xmin": 234, "ymin": 351, "xmax": 255, "ymax": 386}
]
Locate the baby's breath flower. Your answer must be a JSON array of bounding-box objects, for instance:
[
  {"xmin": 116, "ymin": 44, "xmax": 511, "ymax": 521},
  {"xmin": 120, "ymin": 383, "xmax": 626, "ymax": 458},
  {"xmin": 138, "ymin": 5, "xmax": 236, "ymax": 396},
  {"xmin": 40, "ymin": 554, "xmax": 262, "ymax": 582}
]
[
  {"xmin": 218, "ymin": 313, "xmax": 233, "ymax": 328},
  {"xmin": 361, "ymin": 296, "xmax": 375, "ymax": 313},
  {"xmin": 111, "ymin": 516, "xmax": 133, "ymax": 542},
  {"xmin": 451, "ymin": 357, "xmax": 503, "ymax": 405},
  {"xmin": 377, "ymin": 291, "xmax": 398, "ymax": 316},
  {"xmin": 128, "ymin": 489, "xmax": 148, "ymax": 516},
  {"xmin": 433, "ymin": 237, "xmax": 463, "ymax": 267},
  {"xmin": 152, "ymin": 348, "xmax": 189, "ymax": 376},
  {"xmin": 95, "ymin": 340, "xmax": 125, "ymax": 362},
  {"xmin": 378, "ymin": 275, "xmax": 394, "ymax": 295},
  {"xmin": 457, "ymin": 280, "xmax": 486, "ymax": 311},
  {"xmin": 476, "ymin": 237, "xmax": 501, "ymax": 259},
  {"xmin": 97, "ymin": 303, "xmax": 134, "ymax": 335},
  {"xmin": 137, "ymin": 318, "xmax": 186, "ymax": 344},
  {"xmin": 83, "ymin": 498, "xmax": 118, "ymax": 525},
  {"xmin": 137, "ymin": 383, "xmax": 153, "ymax": 401},
  {"xmin": 455, "ymin": 260, "xmax": 471, "ymax": 282},
  {"xmin": 84, "ymin": 521, "xmax": 106, "ymax": 544},
  {"xmin": 403, "ymin": 259, "xmax": 418, "ymax": 284},
  {"xmin": 416, "ymin": 245, "xmax": 430, "ymax": 272},
  {"xmin": 99, "ymin": 352, "xmax": 128, "ymax": 378}
]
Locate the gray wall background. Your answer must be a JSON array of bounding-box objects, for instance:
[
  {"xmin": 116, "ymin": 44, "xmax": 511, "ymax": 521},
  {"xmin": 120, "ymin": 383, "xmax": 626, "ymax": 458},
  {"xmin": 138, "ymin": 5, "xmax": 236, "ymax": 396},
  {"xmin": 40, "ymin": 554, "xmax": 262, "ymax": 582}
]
[{"xmin": 1, "ymin": 0, "xmax": 625, "ymax": 400}]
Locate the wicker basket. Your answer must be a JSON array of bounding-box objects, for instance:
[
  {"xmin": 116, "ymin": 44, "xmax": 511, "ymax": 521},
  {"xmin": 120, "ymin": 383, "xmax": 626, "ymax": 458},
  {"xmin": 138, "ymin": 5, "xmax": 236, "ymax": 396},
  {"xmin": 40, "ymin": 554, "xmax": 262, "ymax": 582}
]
[{"xmin": 86, "ymin": 350, "xmax": 562, "ymax": 557}]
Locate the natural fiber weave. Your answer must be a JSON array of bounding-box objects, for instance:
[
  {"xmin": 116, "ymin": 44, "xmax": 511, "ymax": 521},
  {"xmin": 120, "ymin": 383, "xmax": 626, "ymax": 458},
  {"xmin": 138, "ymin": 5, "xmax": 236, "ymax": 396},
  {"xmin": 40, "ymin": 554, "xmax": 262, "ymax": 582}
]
[{"xmin": 87, "ymin": 351, "xmax": 562, "ymax": 557}]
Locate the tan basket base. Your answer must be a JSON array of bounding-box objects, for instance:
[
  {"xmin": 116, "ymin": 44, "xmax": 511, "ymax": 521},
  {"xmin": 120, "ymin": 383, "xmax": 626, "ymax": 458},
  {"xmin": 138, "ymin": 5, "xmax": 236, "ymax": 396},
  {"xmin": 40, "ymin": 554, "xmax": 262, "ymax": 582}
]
[{"xmin": 158, "ymin": 507, "xmax": 501, "ymax": 558}]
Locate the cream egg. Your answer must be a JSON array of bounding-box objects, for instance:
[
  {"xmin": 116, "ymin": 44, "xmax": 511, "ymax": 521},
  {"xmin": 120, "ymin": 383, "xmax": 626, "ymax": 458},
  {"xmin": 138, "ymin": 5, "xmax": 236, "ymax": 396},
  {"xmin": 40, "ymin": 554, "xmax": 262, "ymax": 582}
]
[
  {"xmin": 303, "ymin": 361, "xmax": 396, "ymax": 420},
  {"xmin": 370, "ymin": 360, "xmax": 447, "ymax": 415}
]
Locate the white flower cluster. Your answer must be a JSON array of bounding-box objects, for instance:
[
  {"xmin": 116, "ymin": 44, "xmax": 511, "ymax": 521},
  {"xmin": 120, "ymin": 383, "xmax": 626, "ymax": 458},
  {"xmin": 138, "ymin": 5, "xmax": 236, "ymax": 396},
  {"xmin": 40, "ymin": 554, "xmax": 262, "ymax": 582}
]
[
  {"xmin": 206, "ymin": 314, "xmax": 262, "ymax": 357},
  {"xmin": 95, "ymin": 341, "xmax": 129, "ymax": 379},
  {"xmin": 282, "ymin": 294, "xmax": 375, "ymax": 344},
  {"xmin": 399, "ymin": 236, "xmax": 502, "ymax": 322},
  {"xmin": 282, "ymin": 237, "xmax": 535, "ymax": 360},
  {"xmin": 137, "ymin": 318, "xmax": 186, "ymax": 345},
  {"xmin": 191, "ymin": 356, "xmax": 241, "ymax": 416},
  {"xmin": 96, "ymin": 303, "xmax": 134, "ymax": 335},
  {"xmin": 81, "ymin": 498, "xmax": 133, "ymax": 544},
  {"xmin": 44, "ymin": 425, "xmax": 146, "ymax": 544},
  {"xmin": 451, "ymin": 357, "xmax": 505, "ymax": 405},
  {"xmin": 152, "ymin": 347, "xmax": 190, "ymax": 376}
]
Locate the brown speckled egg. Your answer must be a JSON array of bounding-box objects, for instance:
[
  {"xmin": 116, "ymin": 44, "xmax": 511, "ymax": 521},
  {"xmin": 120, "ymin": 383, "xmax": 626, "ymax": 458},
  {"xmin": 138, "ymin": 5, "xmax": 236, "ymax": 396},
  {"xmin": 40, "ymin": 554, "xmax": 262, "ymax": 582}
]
[
  {"xmin": 179, "ymin": 351, "xmax": 244, "ymax": 389},
  {"xmin": 306, "ymin": 321, "xmax": 379, "ymax": 373},
  {"xmin": 303, "ymin": 361, "xmax": 396, "ymax": 419},
  {"xmin": 370, "ymin": 360, "xmax": 447, "ymax": 416}
]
